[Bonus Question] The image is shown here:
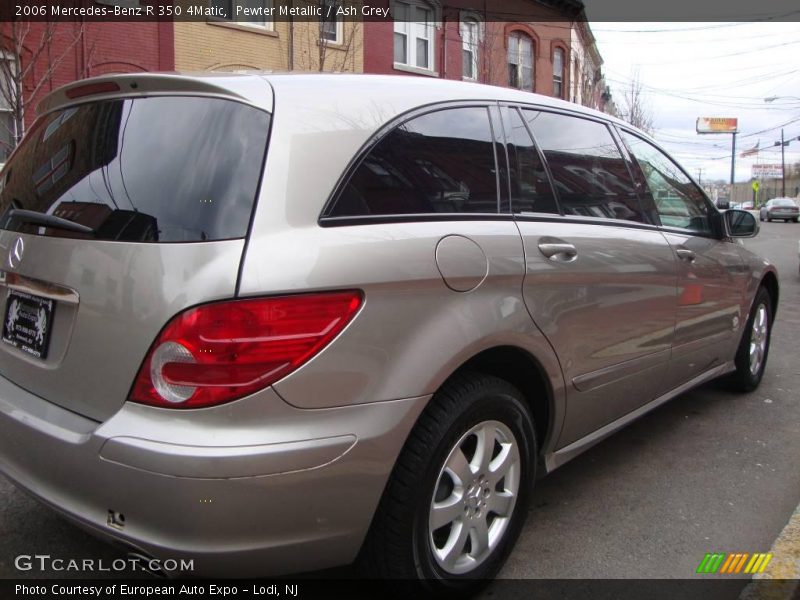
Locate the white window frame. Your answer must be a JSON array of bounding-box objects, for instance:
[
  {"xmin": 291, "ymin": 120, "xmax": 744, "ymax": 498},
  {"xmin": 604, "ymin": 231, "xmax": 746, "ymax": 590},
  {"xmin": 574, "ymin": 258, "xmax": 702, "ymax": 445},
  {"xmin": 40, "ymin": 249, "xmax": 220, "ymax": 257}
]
[
  {"xmin": 212, "ymin": 0, "xmax": 274, "ymax": 31},
  {"xmin": 393, "ymin": 0, "xmax": 438, "ymax": 74},
  {"xmin": 460, "ymin": 14, "xmax": 482, "ymax": 81},
  {"xmin": 0, "ymin": 54, "xmax": 18, "ymax": 164},
  {"xmin": 321, "ymin": 0, "xmax": 343, "ymax": 44},
  {"xmin": 553, "ymin": 47, "xmax": 565, "ymax": 98},
  {"xmin": 508, "ymin": 32, "xmax": 534, "ymax": 91}
]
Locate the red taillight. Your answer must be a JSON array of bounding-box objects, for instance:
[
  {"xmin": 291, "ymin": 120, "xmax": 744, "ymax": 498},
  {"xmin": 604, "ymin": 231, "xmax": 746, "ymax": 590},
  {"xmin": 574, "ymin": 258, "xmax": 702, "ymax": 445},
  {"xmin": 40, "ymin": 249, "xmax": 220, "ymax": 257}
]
[
  {"xmin": 65, "ymin": 81, "xmax": 121, "ymax": 99},
  {"xmin": 129, "ymin": 291, "xmax": 362, "ymax": 409}
]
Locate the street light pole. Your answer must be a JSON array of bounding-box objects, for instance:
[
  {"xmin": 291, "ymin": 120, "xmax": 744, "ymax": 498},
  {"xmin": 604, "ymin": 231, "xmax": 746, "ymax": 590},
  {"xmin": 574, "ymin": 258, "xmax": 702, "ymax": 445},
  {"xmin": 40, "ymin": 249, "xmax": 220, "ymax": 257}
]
[{"xmin": 730, "ymin": 132, "xmax": 736, "ymax": 186}]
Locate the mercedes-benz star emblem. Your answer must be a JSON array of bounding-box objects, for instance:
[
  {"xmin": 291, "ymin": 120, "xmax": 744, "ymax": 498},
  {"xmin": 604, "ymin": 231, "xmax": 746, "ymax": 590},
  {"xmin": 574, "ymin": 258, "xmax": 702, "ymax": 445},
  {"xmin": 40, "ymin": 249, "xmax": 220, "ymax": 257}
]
[{"xmin": 8, "ymin": 237, "xmax": 24, "ymax": 270}]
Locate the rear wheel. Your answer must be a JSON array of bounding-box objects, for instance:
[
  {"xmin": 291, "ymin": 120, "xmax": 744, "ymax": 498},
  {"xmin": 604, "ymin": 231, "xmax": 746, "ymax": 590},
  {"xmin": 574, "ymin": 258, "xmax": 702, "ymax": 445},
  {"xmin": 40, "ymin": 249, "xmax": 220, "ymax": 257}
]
[
  {"xmin": 728, "ymin": 287, "xmax": 772, "ymax": 392},
  {"xmin": 361, "ymin": 373, "xmax": 536, "ymax": 592}
]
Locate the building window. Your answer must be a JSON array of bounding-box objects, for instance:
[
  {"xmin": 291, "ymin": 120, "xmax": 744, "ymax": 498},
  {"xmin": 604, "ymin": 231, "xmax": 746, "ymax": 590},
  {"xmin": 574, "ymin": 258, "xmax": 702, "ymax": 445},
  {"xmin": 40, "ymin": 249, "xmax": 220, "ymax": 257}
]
[
  {"xmin": 553, "ymin": 48, "xmax": 565, "ymax": 99},
  {"xmin": 0, "ymin": 57, "xmax": 17, "ymax": 164},
  {"xmin": 508, "ymin": 32, "xmax": 533, "ymax": 91},
  {"xmin": 573, "ymin": 57, "xmax": 580, "ymax": 102},
  {"xmin": 321, "ymin": 0, "xmax": 342, "ymax": 43},
  {"xmin": 210, "ymin": 0, "xmax": 274, "ymax": 30},
  {"xmin": 394, "ymin": 1, "xmax": 435, "ymax": 71},
  {"xmin": 461, "ymin": 18, "xmax": 479, "ymax": 80}
]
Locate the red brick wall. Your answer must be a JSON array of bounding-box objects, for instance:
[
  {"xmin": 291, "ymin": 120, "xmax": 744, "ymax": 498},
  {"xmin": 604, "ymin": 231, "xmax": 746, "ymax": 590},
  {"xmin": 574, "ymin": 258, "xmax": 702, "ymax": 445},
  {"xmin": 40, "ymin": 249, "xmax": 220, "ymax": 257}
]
[
  {"xmin": 4, "ymin": 20, "xmax": 173, "ymax": 128},
  {"xmin": 362, "ymin": 0, "xmax": 574, "ymax": 100}
]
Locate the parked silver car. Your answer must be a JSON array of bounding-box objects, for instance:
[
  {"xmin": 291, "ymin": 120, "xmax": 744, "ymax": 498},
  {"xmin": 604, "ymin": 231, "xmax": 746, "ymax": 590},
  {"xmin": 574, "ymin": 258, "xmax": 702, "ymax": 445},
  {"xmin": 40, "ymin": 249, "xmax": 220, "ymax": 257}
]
[
  {"xmin": 759, "ymin": 197, "xmax": 799, "ymax": 222},
  {"xmin": 0, "ymin": 73, "xmax": 778, "ymax": 589}
]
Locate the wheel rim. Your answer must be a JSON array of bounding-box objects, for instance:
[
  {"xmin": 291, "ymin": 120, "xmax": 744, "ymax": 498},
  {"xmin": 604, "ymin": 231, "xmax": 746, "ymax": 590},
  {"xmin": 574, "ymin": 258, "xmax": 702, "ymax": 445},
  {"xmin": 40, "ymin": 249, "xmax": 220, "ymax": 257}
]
[
  {"xmin": 749, "ymin": 303, "xmax": 769, "ymax": 376},
  {"xmin": 428, "ymin": 420, "xmax": 521, "ymax": 575}
]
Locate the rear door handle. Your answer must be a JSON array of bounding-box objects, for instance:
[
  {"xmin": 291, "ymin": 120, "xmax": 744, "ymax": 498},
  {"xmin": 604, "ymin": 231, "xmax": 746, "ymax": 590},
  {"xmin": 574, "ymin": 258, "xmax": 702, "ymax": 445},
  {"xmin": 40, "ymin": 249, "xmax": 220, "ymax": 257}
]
[
  {"xmin": 676, "ymin": 248, "xmax": 696, "ymax": 263},
  {"xmin": 538, "ymin": 238, "xmax": 578, "ymax": 262}
]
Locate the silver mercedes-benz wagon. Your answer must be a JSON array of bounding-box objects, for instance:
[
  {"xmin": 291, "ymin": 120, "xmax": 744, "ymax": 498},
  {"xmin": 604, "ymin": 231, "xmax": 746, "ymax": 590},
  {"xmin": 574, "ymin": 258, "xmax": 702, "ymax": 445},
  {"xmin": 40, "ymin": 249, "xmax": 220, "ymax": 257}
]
[{"xmin": 0, "ymin": 73, "xmax": 778, "ymax": 588}]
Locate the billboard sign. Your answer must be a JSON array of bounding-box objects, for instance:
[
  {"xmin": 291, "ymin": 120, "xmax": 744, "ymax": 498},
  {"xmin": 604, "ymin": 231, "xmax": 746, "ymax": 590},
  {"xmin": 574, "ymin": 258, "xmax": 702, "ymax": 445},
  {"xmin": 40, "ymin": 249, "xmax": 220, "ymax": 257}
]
[
  {"xmin": 696, "ymin": 117, "xmax": 739, "ymax": 134},
  {"xmin": 752, "ymin": 164, "xmax": 783, "ymax": 179}
]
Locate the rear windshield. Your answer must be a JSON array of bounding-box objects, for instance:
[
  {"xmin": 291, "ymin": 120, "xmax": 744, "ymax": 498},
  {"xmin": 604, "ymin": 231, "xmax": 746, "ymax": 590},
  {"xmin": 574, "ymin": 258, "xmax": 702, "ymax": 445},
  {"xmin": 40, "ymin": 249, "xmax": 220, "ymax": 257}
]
[
  {"xmin": 773, "ymin": 198, "xmax": 797, "ymax": 207},
  {"xmin": 0, "ymin": 96, "xmax": 270, "ymax": 242}
]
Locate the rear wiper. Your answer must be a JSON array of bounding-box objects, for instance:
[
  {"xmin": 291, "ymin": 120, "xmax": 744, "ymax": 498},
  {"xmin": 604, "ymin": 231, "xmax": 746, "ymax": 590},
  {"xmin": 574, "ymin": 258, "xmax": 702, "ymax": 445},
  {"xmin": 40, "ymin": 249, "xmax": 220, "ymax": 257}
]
[{"xmin": 7, "ymin": 209, "xmax": 95, "ymax": 236}]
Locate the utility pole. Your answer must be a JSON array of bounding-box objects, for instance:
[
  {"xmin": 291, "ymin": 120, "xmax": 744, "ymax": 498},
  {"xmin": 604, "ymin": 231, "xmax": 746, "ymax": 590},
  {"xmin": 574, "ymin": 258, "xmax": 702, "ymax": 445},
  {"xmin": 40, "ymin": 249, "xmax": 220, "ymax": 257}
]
[
  {"xmin": 730, "ymin": 132, "xmax": 736, "ymax": 186},
  {"xmin": 780, "ymin": 129, "xmax": 786, "ymax": 197},
  {"xmin": 696, "ymin": 168, "xmax": 703, "ymax": 186}
]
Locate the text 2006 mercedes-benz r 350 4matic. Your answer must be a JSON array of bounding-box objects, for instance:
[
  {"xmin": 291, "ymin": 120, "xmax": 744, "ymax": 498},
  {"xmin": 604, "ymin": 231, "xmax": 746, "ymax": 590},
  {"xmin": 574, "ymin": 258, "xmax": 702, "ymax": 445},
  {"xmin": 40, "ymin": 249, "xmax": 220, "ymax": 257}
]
[{"xmin": 0, "ymin": 73, "xmax": 778, "ymax": 590}]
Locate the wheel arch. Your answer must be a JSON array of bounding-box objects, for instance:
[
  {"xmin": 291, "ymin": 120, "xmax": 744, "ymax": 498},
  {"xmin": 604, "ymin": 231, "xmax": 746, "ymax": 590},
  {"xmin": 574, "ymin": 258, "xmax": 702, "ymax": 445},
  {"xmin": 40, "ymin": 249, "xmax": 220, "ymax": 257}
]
[
  {"xmin": 760, "ymin": 270, "xmax": 779, "ymax": 319},
  {"xmin": 447, "ymin": 345, "xmax": 556, "ymax": 464}
]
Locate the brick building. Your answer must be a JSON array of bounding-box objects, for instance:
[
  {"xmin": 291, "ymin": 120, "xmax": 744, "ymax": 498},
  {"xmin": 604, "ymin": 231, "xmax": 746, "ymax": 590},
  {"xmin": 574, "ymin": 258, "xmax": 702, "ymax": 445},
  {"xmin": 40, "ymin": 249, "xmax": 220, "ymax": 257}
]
[
  {"xmin": 0, "ymin": 18, "xmax": 173, "ymax": 160},
  {"xmin": 173, "ymin": 0, "xmax": 363, "ymax": 74},
  {"xmin": 1, "ymin": 0, "xmax": 611, "ymax": 163},
  {"xmin": 362, "ymin": 0, "xmax": 609, "ymax": 111}
]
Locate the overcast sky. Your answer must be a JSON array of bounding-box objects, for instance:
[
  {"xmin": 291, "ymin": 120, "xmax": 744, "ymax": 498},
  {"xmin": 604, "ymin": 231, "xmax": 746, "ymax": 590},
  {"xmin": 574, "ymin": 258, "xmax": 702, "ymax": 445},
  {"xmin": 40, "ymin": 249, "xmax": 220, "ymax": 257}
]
[{"xmin": 591, "ymin": 22, "xmax": 800, "ymax": 184}]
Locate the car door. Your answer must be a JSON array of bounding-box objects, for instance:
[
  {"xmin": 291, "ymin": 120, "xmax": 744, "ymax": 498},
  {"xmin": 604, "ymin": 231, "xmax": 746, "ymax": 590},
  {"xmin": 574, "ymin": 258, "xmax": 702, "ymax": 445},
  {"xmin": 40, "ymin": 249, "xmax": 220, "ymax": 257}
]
[
  {"xmin": 616, "ymin": 129, "xmax": 749, "ymax": 394},
  {"xmin": 505, "ymin": 106, "xmax": 678, "ymax": 448}
]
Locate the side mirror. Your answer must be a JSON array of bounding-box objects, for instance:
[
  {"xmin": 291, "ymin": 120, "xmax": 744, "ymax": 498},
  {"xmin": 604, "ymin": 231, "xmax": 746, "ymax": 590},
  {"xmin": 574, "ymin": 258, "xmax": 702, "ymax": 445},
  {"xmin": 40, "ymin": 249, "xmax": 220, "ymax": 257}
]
[{"xmin": 725, "ymin": 209, "xmax": 758, "ymax": 238}]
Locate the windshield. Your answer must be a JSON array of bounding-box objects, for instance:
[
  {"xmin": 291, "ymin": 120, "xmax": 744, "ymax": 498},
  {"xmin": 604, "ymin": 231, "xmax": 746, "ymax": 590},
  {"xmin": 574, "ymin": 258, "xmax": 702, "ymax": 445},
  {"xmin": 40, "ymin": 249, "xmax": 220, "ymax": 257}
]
[
  {"xmin": 0, "ymin": 96, "xmax": 270, "ymax": 242},
  {"xmin": 772, "ymin": 199, "xmax": 797, "ymax": 207}
]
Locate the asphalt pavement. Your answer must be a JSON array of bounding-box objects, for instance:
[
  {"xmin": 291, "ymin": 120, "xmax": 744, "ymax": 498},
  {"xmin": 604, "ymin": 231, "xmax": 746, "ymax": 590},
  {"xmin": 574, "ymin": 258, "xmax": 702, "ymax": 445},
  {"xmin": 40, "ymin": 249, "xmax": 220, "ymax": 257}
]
[
  {"xmin": 495, "ymin": 219, "xmax": 800, "ymax": 580},
  {"xmin": 0, "ymin": 221, "xmax": 798, "ymax": 585}
]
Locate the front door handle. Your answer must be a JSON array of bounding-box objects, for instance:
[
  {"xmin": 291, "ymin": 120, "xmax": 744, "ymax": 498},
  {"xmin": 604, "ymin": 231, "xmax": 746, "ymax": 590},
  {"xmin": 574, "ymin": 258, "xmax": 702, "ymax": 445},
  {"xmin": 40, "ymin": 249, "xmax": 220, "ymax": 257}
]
[
  {"xmin": 676, "ymin": 248, "xmax": 696, "ymax": 263},
  {"xmin": 538, "ymin": 238, "xmax": 578, "ymax": 262}
]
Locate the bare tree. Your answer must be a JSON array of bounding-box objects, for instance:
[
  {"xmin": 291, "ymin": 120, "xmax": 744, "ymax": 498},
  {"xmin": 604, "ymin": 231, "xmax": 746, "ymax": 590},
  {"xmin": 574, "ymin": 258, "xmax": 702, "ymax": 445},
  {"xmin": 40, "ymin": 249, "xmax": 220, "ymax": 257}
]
[
  {"xmin": 0, "ymin": 21, "xmax": 88, "ymax": 154},
  {"xmin": 619, "ymin": 69, "xmax": 653, "ymax": 134},
  {"xmin": 292, "ymin": 1, "xmax": 362, "ymax": 73}
]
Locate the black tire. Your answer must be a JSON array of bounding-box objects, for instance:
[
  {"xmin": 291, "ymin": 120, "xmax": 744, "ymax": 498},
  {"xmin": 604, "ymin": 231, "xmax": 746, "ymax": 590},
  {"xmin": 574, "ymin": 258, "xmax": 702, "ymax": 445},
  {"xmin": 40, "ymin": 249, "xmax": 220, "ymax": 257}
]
[
  {"xmin": 360, "ymin": 373, "xmax": 536, "ymax": 593},
  {"xmin": 767, "ymin": 217, "xmax": 772, "ymax": 222},
  {"xmin": 728, "ymin": 287, "xmax": 772, "ymax": 392},
  {"xmin": 759, "ymin": 215, "xmax": 764, "ymax": 221}
]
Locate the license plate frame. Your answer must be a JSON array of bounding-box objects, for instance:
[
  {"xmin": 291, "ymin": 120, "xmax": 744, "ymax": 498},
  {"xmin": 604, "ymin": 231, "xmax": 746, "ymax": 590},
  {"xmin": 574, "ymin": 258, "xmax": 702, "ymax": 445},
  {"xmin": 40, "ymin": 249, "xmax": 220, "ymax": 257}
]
[{"xmin": 2, "ymin": 290, "xmax": 55, "ymax": 360}]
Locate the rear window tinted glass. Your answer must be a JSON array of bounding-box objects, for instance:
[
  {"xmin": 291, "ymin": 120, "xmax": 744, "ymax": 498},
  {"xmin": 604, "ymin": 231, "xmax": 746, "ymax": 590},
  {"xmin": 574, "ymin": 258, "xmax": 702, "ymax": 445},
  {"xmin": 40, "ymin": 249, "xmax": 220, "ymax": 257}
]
[
  {"xmin": 327, "ymin": 107, "xmax": 499, "ymax": 217},
  {"xmin": 0, "ymin": 97, "xmax": 269, "ymax": 242},
  {"xmin": 504, "ymin": 107, "xmax": 558, "ymax": 215},
  {"xmin": 773, "ymin": 198, "xmax": 796, "ymax": 207},
  {"xmin": 522, "ymin": 110, "xmax": 644, "ymax": 222}
]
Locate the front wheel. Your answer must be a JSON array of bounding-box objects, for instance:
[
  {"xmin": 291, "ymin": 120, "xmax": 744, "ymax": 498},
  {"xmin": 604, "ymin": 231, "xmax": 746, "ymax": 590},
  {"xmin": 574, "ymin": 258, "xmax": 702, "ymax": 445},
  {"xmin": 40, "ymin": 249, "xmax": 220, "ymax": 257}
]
[
  {"xmin": 728, "ymin": 287, "xmax": 772, "ymax": 392},
  {"xmin": 360, "ymin": 373, "xmax": 536, "ymax": 592}
]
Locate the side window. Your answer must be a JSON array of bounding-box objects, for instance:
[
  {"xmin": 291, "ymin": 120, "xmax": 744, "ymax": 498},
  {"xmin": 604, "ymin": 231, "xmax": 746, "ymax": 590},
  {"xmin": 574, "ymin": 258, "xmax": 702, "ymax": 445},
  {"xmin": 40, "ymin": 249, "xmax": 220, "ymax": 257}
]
[
  {"xmin": 503, "ymin": 107, "xmax": 558, "ymax": 214},
  {"xmin": 327, "ymin": 107, "xmax": 499, "ymax": 217},
  {"xmin": 619, "ymin": 130, "xmax": 712, "ymax": 234},
  {"xmin": 521, "ymin": 110, "xmax": 644, "ymax": 222}
]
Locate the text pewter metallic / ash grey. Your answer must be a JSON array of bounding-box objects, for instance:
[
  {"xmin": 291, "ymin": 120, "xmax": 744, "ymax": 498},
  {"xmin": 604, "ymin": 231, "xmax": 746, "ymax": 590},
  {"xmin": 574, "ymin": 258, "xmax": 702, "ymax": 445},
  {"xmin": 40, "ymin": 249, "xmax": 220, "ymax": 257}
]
[{"xmin": 0, "ymin": 73, "xmax": 778, "ymax": 590}]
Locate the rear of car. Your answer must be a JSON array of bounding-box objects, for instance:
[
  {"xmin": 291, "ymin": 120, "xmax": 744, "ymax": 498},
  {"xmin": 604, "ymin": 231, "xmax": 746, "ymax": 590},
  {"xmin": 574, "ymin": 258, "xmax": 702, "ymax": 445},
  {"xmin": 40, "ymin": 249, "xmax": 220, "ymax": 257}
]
[
  {"xmin": 761, "ymin": 197, "xmax": 800, "ymax": 222},
  {"xmin": 0, "ymin": 74, "xmax": 430, "ymax": 576}
]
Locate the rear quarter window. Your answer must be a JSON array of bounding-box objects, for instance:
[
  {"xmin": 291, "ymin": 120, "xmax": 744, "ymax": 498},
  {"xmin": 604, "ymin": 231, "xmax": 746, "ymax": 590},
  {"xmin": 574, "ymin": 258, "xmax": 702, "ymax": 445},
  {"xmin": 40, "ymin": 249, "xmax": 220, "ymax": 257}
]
[
  {"xmin": 325, "ymin": 106, "xmax": 500, "ymax": 218},
  {"xmin": 0, "ymin": 96, "xmax": 270, "ymax": 242}
]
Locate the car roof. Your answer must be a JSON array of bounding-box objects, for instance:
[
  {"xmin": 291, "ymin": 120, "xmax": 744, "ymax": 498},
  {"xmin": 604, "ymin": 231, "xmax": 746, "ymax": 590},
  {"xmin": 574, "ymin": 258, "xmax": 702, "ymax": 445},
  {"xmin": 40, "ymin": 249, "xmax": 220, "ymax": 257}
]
[{"xmin": 40, "ymin": 71, "xmax": 633, "ymax": 132}]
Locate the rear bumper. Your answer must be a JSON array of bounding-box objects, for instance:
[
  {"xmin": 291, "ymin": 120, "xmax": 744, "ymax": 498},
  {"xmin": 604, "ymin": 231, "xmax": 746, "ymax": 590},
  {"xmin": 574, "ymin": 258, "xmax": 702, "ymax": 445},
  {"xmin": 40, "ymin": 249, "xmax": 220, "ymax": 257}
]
[
  {"xmin": 767, "ymin": 210, "xmax": 799, "ymax": 219},
  {"xmin": 0, "ymin": 374, "xmax": 428, "ymax": 577}
]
